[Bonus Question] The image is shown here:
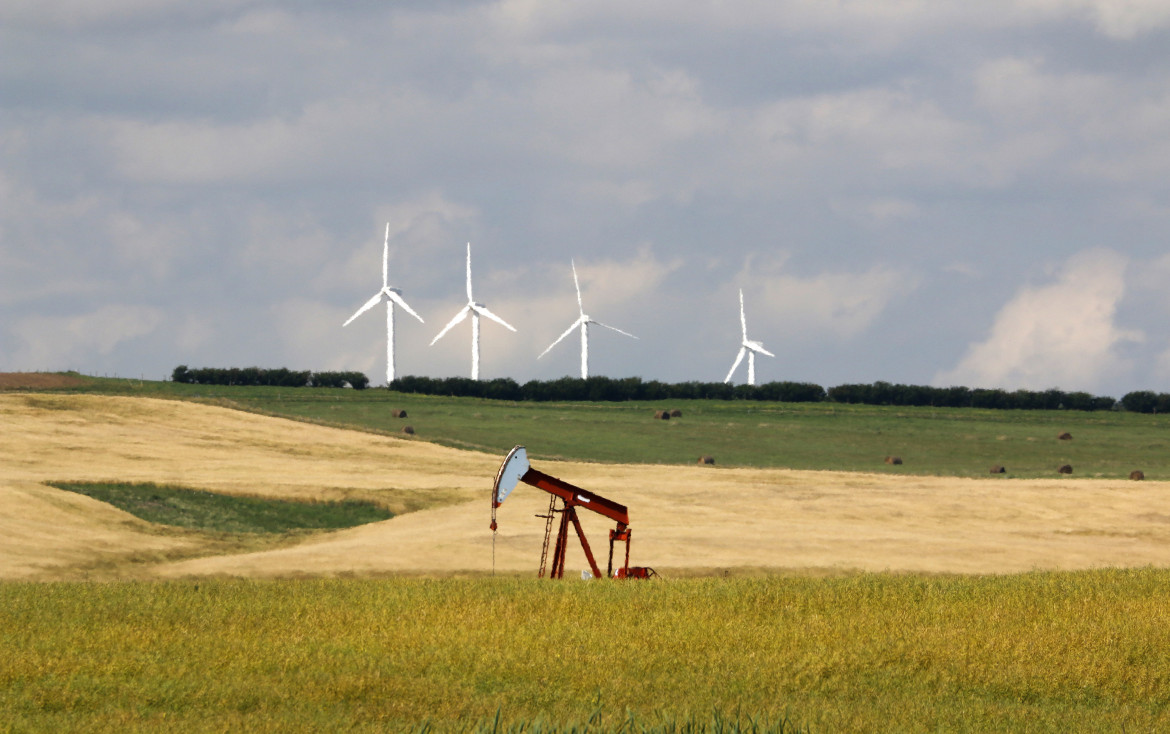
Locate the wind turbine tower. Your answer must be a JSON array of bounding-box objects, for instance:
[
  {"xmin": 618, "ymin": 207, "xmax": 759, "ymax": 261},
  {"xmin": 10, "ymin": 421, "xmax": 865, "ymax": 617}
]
[
  {"xmin": 724, "ymin": 289, "xmax": 774, "ymax": 386},
  {"xmin": 343, "ymin": 222, "xmax": 424, "ymax": 384},
  {"xmin": 430, "ymin": 243, "xmax": 516, "ymax": 380},
  {"xmin": 539, "ymin": 259, "xmax": 637, "ymax": 379}
]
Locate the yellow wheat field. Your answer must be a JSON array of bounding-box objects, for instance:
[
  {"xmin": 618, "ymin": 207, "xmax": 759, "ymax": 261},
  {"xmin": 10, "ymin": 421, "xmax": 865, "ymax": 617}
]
[{"xmin": 3, "ymin": 393, "xmax": 1170, "ymax": 580}]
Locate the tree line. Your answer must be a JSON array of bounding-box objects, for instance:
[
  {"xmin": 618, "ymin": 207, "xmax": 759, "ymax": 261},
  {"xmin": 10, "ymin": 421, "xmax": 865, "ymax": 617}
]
[
  {"xmin": 171, "ymin": 367, "xmax": 1170, "ymax": 412},
  {"xmin": 391, "ymin": 375, "xmax": 1170, "ymax": 412},
  {"xmin": 172, "ymin": 365, "xmax": 369, "ymax": 389},
  {"xmin": 390, "ymin": 375, "xmax": 827, "ymax": 403}
]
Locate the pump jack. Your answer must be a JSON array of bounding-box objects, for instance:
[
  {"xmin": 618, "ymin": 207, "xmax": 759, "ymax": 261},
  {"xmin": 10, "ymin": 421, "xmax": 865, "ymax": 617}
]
[{"xmin": 491, "ymin": 445, "xmax": 656, "ymax": 579}]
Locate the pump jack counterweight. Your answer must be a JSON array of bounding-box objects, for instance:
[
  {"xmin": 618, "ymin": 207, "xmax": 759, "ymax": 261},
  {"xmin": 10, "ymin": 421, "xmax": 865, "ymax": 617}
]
[{"xmin": 491, "ymin": 445, "xmax": 656, "ymax": 579}]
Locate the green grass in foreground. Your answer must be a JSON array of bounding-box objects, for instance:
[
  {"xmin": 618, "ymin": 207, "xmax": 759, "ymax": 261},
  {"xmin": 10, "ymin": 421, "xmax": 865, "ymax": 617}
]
[
  {"xmin": 3, "ymin": 570, "xmax": 1170, "ymax": 732},
  {"xmin": 49, "ymin": 482, "xmax": 392, "ymax": 533}
]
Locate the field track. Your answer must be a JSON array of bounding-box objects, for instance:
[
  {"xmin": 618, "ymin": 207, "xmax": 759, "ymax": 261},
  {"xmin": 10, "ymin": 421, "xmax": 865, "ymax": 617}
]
[{"xmin": 4, "ymin": 393, "xmax": 1170, "ymax": 580}]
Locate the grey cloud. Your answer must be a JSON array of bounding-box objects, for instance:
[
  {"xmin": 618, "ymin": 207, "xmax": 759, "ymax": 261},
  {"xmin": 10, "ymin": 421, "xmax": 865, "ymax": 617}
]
[{"xmin": 4, "ymin": 1, "xmax": 1170, "ymax": 394}]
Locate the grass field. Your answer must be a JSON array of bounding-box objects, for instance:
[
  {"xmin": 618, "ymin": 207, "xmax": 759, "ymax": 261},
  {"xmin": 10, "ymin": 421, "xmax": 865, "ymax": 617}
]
[
  {"xmin": 3, "ymin": 571, "xmax": 1169, "ymax": 732},
  {"xmin": 5, "ymin": 374, "xmax": 1170, "ymax": 730},
  {"xmin": 50, "ymin": 482, "xmax": 392, "ymax": 533},
  {"xmin": 19, "ymin": 373, "xmax": 1170, "ymax": 479}
]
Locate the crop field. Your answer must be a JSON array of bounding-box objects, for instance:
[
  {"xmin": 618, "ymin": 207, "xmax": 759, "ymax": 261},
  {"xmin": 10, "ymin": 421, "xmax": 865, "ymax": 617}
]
[
  {"xmin": 4, "ymin": 573, "xmax": 1170, "ymax": 732},
  {"xmin": 5, "ymin": 373, "xmax": 1170, "ymax": 730}
]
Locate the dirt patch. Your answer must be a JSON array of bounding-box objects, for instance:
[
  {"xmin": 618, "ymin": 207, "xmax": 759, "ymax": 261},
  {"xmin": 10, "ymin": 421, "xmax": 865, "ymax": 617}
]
[{"xmin": 0, "ymin": 372, "xmax": 90, "ymax": 390}]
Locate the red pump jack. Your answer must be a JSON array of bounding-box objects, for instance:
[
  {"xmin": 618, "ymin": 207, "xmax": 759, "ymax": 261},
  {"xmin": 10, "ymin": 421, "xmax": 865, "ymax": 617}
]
[{"xmin": 491, "ymin": 445, "xmax": 656, "ymax": 579}]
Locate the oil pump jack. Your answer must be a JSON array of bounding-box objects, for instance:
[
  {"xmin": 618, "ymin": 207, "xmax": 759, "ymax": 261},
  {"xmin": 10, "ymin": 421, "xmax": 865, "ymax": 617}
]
[{"xmin": 491, "ymin": 445, "xmax": 656, "ymax": 579}]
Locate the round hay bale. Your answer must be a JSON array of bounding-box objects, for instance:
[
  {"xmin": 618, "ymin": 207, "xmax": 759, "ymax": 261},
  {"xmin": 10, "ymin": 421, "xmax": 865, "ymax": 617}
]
[
  {"xmin": 402, "ymin": 425, "xmax": 415, "ymax": 436},
  {"xmin": 1057, "ymin": 432, "xmax": 1072, "ymax": 440},
  {"xmin": 670, "ymin": 409, "xmax": 683, "ymax": 418},
  {"xmin": 990, "ymin": 465, "xmax": 1006, "ymax": 474},
  {"xmin": 884, "ymin": 456, "xmax": 903, "ymax": 465},
  {"xmin": 391, "ymin": 409, "xmax": 408, "ymax": 419},
  {"xmin": 1058, "ymin": 464, "xmax": 1073, "ymax": 474},
  {"xmin": 1130, "ymin": 470, "xmax": 1145, "ymax": 481},
  {"xmin": 698, "ymin": 455, "xmax": 715, "ymax": 465},
  {"xmin": 654, "ymin": 410, "xmax": 670, "ymax": 420}
]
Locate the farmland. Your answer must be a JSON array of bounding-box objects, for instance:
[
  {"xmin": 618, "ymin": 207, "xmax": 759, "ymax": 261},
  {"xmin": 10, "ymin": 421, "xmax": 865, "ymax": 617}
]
[
  {"xmin": 24, "ymin": 373, "xmax": 1170, "ymax": 479},
  {"xmin": 5, "ymin": 373, "xmax": 1170, "ymax": 731},
  {"xmin": 4, "ymin": 573, "xmax": 1170, "ymax": 732}
]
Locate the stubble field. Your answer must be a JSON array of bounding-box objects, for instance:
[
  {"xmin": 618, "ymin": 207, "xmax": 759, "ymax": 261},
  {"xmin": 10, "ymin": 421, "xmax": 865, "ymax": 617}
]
[{"xmin": 4, "ymin": 391, "xmax": 1170, "ymax": 580}]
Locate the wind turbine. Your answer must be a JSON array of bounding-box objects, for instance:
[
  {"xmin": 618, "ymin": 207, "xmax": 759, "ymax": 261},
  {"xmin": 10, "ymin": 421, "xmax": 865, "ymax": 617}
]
[
  {"xmin": 538, "ymin": 259, "xmax": 637, "ymax": 379},
  {"xmin": 724, "ymin": 289, "xmax": 774, "ymax": 386},
  {"xmin": 429, "ymin": 243, "xmax": 516, "ymax": 380},
  {"xmin": 342, "ymin": 223, "xmax": 424, "ymax": 385}
]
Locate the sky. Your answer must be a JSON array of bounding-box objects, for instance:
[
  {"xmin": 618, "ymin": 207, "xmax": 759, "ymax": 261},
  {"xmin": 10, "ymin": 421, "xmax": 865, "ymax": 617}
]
[{"xmin": 4, "ymin": 0, "xmax": 1170, "ymax": 397}]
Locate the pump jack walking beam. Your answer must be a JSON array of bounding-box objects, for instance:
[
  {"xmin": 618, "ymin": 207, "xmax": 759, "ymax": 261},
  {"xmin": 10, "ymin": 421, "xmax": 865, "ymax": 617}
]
[{"xmin": 491, "ymin": 445, "xmax": 639, "ymax": 579}]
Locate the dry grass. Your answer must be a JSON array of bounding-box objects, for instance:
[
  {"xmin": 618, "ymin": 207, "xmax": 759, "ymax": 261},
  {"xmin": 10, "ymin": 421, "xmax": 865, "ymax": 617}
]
[{"xmin": 5, "ymin": 393, "xmax": 1170, "ymax": 581}]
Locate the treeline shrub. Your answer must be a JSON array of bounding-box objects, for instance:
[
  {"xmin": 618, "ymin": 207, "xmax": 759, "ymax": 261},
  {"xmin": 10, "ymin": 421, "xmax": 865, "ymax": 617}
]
[
  {"xmin": 828, "ymin": 381, "xmax": 1116, "ymax": 411},
  {"xmin": 391, "ymin": 375, "xmax": 1120, "ymax": 410},
  {"xmin": 172, "ymin": 366, "xmax": 368, "ymax": 389},
  {"xmin": 1121, "ymin": 391, "xmax": 1170, "ymax": 413},
  {"xmin": 391, "ymin": 375, "xmax": 827, "ymax": 403}
]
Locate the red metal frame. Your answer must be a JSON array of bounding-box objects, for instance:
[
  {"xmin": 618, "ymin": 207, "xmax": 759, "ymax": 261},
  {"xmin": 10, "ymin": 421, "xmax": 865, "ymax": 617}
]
[
  {"xmin": 499, "ymin": 465, "xmax": 632, "ymax": 579},
  {"xmin": 492, "ymin": 447, "xmax": 655, "ymax": 579}
]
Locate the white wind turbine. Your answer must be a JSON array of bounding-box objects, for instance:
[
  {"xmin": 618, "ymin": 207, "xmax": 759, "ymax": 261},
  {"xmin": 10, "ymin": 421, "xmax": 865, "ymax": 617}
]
[
  {"xmin": 429, "ymin": 243, "xmax": 516, "ymax": 380},
  {"xmin": 538, "ymin": 260, "xmax": 637, "ymax": 379},
  {"xmin": 724, "ymin": 289, "xmax": 774, "ymax": 385},
  {"xmin": 342, "ymin": 223, "xmax": 424, "ymax": 384}
]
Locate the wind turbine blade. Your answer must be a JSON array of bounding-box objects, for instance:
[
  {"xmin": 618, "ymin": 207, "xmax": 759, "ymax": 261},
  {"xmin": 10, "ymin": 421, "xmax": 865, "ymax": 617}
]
[
  {"xmin": 386, "ymin": 289, "xmax": 424, "ymax": 323},
  {"xmin": 753, "ymin": 344, "xmax": 776, "ymax": 358},
  {"xmin": 382, "ymin": 222, "xmax": 390, "ymax": 289},
  {"xmin": 430, "ymin": 306, "xmax": 470, "ymax": 345},
  {"xmin": 739, "ymin": 289, "xmax": 748, "ymax": 340},
  {"xmin": 465, "ymin": 242, "xmax": 474, "ymax": 302},
  {"xmin": 592, "ymin": 321, "xmax": 638, "ymax": 339},
  {"xmin": 571, "ymin": 259, "xmax": 584, "ymax": 316},
  {"xmin": 472, "ymin": 304, "xmax": 517, "ymax": 332},
  {"xmin": 343, "ymin": 291, "xmax": 383, "ymax": 327},
  {"xmin": 538, "ymin": 318, "xmax": 583, "ymax": 359},
  {"xmin": 725, "ymin": 347, "xmax": 746, "ymax": 383}
]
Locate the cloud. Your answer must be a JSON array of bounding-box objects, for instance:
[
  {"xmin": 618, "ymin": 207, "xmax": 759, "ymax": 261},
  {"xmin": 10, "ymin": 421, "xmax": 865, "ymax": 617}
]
[
  {"xmin": 7, "ymin": 305, "xmax": 164, "ymax": 371},
  {"xmin": 0, "ymin": 0, "xmax": 260, "ymax": 30},
  {"xmin": 1068, "ymin": 0, "xmax": 1170, "ymax": 39},
  {"xmin": 934, "ymin": 249, "xmax": 1142, "ymax": 391},
  {"xmin": 734, "ymin": 255, "xmax": 915, "ymax": 340}
]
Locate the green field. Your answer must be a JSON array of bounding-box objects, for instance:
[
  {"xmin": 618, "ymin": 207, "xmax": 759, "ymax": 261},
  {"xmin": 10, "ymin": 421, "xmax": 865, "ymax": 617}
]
[
  {"xmin": 50, "ymin": 482, "xmax": 393, "ymax": 534},
  {"xmin": 35, "ymin": 374, "xmax": 1170, "ymax": 479},
  {"xmin": 3, "ymin": 571, "xmax": 1169, "ymax": 732}
]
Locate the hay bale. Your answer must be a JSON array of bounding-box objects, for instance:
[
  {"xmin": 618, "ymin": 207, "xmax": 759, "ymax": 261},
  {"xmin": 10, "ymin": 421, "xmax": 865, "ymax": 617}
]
[
  {"xmin": 698, "ymin": 455, "xmax": 715, "ymax": 465},
  {"xmin": 654, "ymin": 410, "xmax": 670, "ymax": 420},
  {"xmin": 402, "ymin": 425, "xmax": 415, "ymax": 436},
  {"xmin": 990, "ymin": 465, "xmax": 1006, "ymax": 474},
  {"xmin": 391, "ymin": 409, "xmax": 408, "ymax": 419},
  {"xmin": 1057, "ymin": 432, "xmax": 1072, "ymax": 440},
  {"xmin": 670, "ymin": 409, "xmax": 683, "ymax": 418},
  {"xmin": 1130, "ymin": 470, "xmax": 1145, "ymax": 481},
  {"xmin": 1058, "ymin": 464, "xmax": 1073, "ymax": 474},
  {"xmin": 884, "ymin": 456, "xmax": 903, "ymax": 465}
]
